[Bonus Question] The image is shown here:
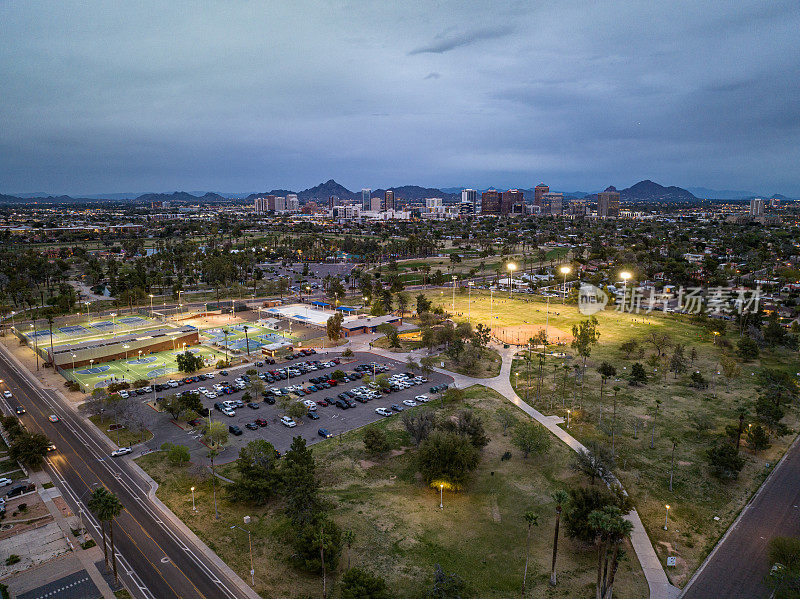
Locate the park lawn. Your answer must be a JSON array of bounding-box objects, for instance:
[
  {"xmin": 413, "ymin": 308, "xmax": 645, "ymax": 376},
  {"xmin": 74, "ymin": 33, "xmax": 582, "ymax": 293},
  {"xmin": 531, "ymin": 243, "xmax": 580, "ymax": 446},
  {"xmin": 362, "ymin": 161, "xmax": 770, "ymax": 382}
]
[
  {"xmin": 488, "ymin": 301, "xmax": 799, "ymax": 586},
  {"xmin": 137, "ymin": 385, "xmax": 648, "ymax": 599},
  {"xmin": 436, "ymin": 346, "xmax": 503, "ymax": 378},
  {"xmin": 88, "ymin": 415, "xmax": 152, "ymax": 448}
]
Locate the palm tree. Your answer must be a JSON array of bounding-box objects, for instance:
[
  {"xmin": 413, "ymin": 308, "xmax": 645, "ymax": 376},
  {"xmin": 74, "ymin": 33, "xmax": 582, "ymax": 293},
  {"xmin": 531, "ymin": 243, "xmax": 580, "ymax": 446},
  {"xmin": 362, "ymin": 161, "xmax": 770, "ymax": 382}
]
[
  {"xmin": 222, "ymin": 328, "xmax": 229, "ymax": 364},
  {"xmin": 242, "ymin": 324, "xmax": 250, "ymax": 356},
  {"xmin": 521, "ymin": 510, "xmax": 539, "ymax": 597},
  {"xmin": 46, "ymin": 311, "xmax": 55, "ymax": 366},
  {"xmin": 88, "ymin": 487, "xmax": 124, "ymax": 580},
  {"xmin": 550, "ymin": 490, "xmax": 569, "ymax": 586}
]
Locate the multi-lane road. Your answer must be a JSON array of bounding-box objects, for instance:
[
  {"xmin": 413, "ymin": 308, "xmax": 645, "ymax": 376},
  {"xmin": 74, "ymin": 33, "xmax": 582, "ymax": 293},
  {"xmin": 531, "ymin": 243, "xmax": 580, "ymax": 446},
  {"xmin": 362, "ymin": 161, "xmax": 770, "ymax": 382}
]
[
  {"xmin": 681, "ymin": 436, "xmax": 800, "ymax": 598},
  {"xmin": 0, "ymin": 345, "xmax": 256, "ymax": 599}
]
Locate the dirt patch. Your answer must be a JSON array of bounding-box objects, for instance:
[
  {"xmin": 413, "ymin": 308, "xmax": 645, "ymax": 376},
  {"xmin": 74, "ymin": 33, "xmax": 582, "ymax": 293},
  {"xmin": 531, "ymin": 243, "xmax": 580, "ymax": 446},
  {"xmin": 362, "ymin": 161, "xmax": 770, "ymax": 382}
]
[
  {"xmin": 489, "ymin": 496, "xmax": 501, "ymax": 522},
  {"xmin": 358, "ymin": 460, "xmax": 376, "ymax": 469},
  {"xmin": 181, "ymin": 313, "xmax": 241, "ymax": 329},
  {"xmin": 0, "ymin": 495, "xmax": 53, "ymax": 541},
  {"xmin": 52, "ymin": 496, "xmax": 72, "ymax": 518},
  {"xmin": 678, "ymin": 460, "xmax": 692, "ymax": 466}
]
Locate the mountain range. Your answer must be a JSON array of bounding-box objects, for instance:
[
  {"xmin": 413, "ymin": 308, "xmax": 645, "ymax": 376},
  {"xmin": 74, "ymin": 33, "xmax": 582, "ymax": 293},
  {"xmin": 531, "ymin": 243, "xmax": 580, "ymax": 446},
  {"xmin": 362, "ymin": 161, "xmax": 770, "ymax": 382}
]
[{"xmin": 1, "ymin": 180, "xmax": 796, "ymax": 205}]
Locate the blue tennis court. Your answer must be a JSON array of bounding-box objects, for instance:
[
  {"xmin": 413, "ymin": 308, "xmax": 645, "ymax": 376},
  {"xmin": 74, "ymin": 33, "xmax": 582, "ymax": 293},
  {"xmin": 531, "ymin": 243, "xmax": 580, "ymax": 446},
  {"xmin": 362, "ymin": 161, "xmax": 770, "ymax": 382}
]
[
  {"xmin": 28, "ymin": 330, "xmax": 52, "ymax": 338},
  {"xmin": 229, "ymin": 339, "xmax": 263, "ymax": 351},
  {"xmin": 90, "ymin": 321, "xmax": 115, "ymax": 330},
  {"xmin": 127, "ymin": 357, "xmax": 158, "ymax": 365},
  {"xmin": 77, "ymin": 365, "xmax": 110, "ymax": 375},
  {"xmin": 59, "ymin": 325, "xmax": 89, "ymax": 334},
  {"xmin": 118, "ymin": 316, "xmax": 146, "ymax": 324},
  {"xmin": 259, "ymin": 333, "xmax": 284, "ymax": 343}
]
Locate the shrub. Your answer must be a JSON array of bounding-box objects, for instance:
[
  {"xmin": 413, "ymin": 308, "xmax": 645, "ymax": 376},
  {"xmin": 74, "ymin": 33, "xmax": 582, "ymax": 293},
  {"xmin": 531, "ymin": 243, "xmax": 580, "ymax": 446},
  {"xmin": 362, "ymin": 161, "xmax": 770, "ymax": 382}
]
[
  {"xmin": 5, "ymin": 555, "xmax": 20, "ymax": 566},
  {"xmin": 417, "ymin": 431, "xmax": 480, "ymax": 489},
  {"xmin": 363, "ymin": 427, "xmax": 390, "ymax": 455},
  {"xmin": 511, "ymin": 420, "xmax": 551, "ymax": 458},
  {"xmin": 342, "ymin": 348, "xmax": 354, "ymax": 357},
  {"xmin": 707, "ymin": 444, "xmax": 745, "ymax": 479},
  {"xmin": 340, "ymin": 567, "xmax": 390, "ymax": 599}
]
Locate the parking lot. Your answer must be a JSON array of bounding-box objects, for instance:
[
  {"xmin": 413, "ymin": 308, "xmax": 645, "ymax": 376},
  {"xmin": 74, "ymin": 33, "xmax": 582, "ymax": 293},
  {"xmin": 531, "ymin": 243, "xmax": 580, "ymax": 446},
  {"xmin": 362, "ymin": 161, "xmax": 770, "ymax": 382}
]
[{"xmin": 147, "ymin": 351, "xmax": 454, "ymax": 457}]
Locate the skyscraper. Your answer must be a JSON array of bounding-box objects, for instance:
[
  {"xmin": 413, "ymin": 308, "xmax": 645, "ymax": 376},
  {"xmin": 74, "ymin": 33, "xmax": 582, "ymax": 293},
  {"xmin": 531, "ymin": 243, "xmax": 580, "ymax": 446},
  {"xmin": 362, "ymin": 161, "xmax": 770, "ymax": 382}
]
[
  {"xmin": 542, "ymin": 192, "xmax": 563, "ymax": 215},
  {"xmin": 597, "ymin": 187, "xmax": 621, "ymax": 218},
  {"xmin": 362, "ymin": 189, "xmax": 371, "ymax": 211},
  {"xmin": 286, "ymin": 194, "xmax": 299, "ymax": 212},
  {"xmin": 502, "ymin": 189, "xmax": 524, "ymax": 215},
  {"xmin": 749, "ymin": 198, "xmax": 764, "ymax": 216},
  {"xmin": 384, "ymin": 190, "xmax": 395, "ymax": 211},
  {"xmin": 534, "ymin": 183, "xmax": 549, "ymax": 210},
  {"xmin": 461, "ymin": 189, "xmax": 478, "ymax": 213},
  {"xmin": 481, "ymin": 189, "xmax": 502, "ymax": 214}
]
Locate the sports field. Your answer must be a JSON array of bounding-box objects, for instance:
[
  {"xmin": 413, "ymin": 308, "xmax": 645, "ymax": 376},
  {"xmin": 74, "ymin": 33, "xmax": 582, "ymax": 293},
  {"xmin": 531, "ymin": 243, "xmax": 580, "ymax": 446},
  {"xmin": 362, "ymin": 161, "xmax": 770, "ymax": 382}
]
[
  {"xmin": 201, "ymin": 322, "xmax": 296, "ymax": 353},
  {"xmin": 21, "ymin": 314, "xmax": 165, "ymax": 348},
  {"xmin": 66, "ymin": 345, "xmax": 227, "ymax": 390},
  {"xmin": 423, "ymin": 288, "xmax": 676, "ymax": 345}
]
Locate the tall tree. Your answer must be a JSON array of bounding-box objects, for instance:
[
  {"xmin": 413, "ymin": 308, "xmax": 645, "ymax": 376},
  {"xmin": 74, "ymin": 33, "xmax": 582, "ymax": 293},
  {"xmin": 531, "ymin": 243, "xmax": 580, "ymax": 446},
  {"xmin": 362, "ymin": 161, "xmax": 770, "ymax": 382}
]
[
  {"xmin": 521, "ymin": 510, "xmax": 539, "ymax": 597},
  {"xmin": 88, "ymin": 488, "xmax": 124, "ymax": 580},
  {"xmin": 550, "ymin": 490, "xmax": 569, "ymax": 586}
]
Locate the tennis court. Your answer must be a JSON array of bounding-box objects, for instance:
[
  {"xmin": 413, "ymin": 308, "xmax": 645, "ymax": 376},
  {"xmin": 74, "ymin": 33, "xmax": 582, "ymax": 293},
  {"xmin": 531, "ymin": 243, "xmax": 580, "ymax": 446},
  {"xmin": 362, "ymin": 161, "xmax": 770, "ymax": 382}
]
[
  {"xmin": 19, "ymin": 315, "xmax": 165, "ymax": 346},
  {"xmin": 66, "ymin": 345, "xmax": 228, "ymax": 390}
]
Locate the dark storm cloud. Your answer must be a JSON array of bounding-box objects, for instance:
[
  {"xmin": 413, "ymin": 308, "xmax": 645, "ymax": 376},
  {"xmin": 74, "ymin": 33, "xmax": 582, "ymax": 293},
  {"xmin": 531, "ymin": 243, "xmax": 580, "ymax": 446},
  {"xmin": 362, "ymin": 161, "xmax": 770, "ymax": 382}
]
[
  {"xmin": 0, "ymin": 1, "xmax": 799, "ymax": 195},
  {"xmin": 408, "ymin": 25, "xmax": 515, "ymax": 55}
]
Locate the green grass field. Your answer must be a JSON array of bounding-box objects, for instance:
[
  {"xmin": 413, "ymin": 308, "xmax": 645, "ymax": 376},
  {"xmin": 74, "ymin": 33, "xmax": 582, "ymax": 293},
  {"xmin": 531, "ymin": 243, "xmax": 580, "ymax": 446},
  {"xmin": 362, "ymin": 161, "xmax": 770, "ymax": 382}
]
[
  {"xmin": 67, "ymin": 345, "xmax": 227, "ymax": 389},
  {"xmin": 137, "ymin": 385, "xmax": 648, "ymax": 599},
  {"xmin": 426, "ymin": 291, "xmax": 800, "ymax": 587}
]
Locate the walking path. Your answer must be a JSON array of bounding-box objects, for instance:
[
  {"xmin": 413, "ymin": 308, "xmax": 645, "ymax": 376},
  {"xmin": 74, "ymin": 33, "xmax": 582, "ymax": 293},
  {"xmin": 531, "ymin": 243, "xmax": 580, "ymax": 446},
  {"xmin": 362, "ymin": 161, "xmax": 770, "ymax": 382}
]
[{"xmin": 345, "ymin": 336, "xmax": 679, "ymax": 599}]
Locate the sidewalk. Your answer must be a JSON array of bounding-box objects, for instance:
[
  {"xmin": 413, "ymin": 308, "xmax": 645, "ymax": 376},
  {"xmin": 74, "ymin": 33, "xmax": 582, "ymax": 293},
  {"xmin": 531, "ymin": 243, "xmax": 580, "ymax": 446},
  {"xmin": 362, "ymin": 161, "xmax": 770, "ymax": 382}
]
[{"xmin": 28, "ymin": 469, "xmax": 117, "ymax": 599}]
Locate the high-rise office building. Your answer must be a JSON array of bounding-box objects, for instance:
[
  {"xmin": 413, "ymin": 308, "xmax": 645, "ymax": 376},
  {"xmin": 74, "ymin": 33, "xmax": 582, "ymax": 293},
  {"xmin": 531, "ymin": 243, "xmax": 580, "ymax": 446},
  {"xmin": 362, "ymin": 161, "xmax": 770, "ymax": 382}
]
[
  {"xmin": 541, "ymin": 192, "xmax": 563, "ymax": 215},
  {"xmin": 459, "ymin": 201, "xmax": 474, "ymax": 216},
  {"xmin": 362, "ymin": 189, "xmax": 371, "ymax": 211},
  {"xmin": 597, "ymin": 187, "xmax": 621, "ymax": 218},
  {"xmin": 370, "ymin": 197, "xmax": 382, "ymax": 212},
  {"xmin": 749, "ymin": 198, "xmax": 764, "ymax": 217},
  {"xmin": 384, "ymin": 190, "xmax": 395, "ymax": 211},
  {"xmin": 461, "ymin": 189, "xmax": 478, "ymax": 213},
  {"xmin": 286, "ymin": 194, "xmax": 299, "ymax": 212},
  {"xmin": 481, "ymin": 189, "xmax": 502, "ymax": 214},
  {"xmin": 534, "ymin": 183, "xmax": 549, "ymax": 210},
  {"xmin": 254, "ymin": 197, "xmax": 266, "ymax": 212},
  {"xmin": 502, "ymin": 189, "xmax": 525, "ymax": 215}
]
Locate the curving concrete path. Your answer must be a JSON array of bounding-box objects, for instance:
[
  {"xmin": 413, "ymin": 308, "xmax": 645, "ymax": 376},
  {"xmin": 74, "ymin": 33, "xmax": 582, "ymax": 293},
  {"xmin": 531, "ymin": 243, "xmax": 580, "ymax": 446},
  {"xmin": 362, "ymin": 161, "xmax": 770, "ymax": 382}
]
[{"xmin": 341, "ymin": 335, "xmax": 679, "ymax": 599}]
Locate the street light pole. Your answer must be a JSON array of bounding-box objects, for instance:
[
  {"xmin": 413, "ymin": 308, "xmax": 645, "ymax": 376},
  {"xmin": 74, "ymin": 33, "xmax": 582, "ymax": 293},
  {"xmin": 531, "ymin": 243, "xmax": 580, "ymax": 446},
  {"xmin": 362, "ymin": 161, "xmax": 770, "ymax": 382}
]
[
  {"xmin": 620, "ymin": 271, "xmax": 632, "ymax": 312},
  {"xmin": 664, "ymin": 504, "xmax": 670, "ymax": 530},
  {"xmin": 451, "ymin": 275, "xmax": 457, "ymax": 314},
  {"xmin": 440, "ymin": 484, "xmax": 444, "ymax": 510},
  {"xmin": 506, "ymin": 263, "xmax": 517, "ymax": 299},
  {"xmin": 230, "ymin": 524, "xmax": 255, "ymax": 586},
  {"xmin": 149, "ymin": 294, "xmax": 154, "ymax": 317},
  {"xmin": 467, "ymin": 281, "xmax": 474, "ymax": 322},
  {"xmin": 560, "ymin": 266, "xmax": 571, "ymax": 304},
  {"xmin": 566, "ymin": 409, "xmax": 570, "ymax": 429},
  {"xmin": 190, "ymin": 486, "xmax": 197, "ymax": 512}
]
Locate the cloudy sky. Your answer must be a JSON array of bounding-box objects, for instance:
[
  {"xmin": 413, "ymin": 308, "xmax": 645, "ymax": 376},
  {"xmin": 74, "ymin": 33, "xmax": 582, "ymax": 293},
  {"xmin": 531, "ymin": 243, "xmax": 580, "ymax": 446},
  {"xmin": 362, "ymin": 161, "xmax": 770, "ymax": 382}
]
[{"xmin": 1, "ymin": 1, "xmax": 799, "ymax": 196}]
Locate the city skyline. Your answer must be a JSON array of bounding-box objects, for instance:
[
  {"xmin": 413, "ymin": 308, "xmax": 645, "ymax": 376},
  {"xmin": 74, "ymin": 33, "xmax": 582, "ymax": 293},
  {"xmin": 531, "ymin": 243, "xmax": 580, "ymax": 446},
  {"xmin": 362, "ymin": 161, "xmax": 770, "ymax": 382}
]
[{"xmin": 1, "ymin": 1, "xmax": 799, "ymax": 195}]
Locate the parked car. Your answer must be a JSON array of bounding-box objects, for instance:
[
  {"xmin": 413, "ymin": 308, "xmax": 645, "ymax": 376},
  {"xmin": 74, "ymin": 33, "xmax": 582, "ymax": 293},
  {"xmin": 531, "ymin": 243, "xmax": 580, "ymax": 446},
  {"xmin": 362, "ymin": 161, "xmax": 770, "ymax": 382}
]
[
  {"xmin": 0, "ymin": 478, "xmax": 13, "ymax": 487},
  {"xmin": 402, "ymin": 399, "xmax": 418, "ymax": 407},
  {"xmin": 245, "ymin": 422, "xmax": 259, "ymax": 430},
  {"xmin": 280, "ymin": 416, "xmax": 297, "ymax": 427},
  {"xmin": 375, "ymin": 407, "xmax": 393, "ymax": 417},
  {"xmin": 390, "ymin": 404, "xmax": 404, "ymax": 412},
  {"xmin": 307, "ymin": 411, "xmax": 320, "ymax": 420},
  {"xmin": 6, "ymin": 483, "xmax": 35, "ymax": 497},
  {"xmin": 229, "ymin": 425, "xmax": 243, "ymax": 436},
  {"xmin": 255, "ymin": 418, "xmax": 268, "ymax": 427},
  {"xmin": 111, "ymin": 447, "xmax": 133, "ymax": 457},
  {"xmin": 318, "ymin": 428, "xmax": 332, "ymax": 438},
  {"xmin": 247, "ymin": 402, "xmax": 260, "ymax": 410}
]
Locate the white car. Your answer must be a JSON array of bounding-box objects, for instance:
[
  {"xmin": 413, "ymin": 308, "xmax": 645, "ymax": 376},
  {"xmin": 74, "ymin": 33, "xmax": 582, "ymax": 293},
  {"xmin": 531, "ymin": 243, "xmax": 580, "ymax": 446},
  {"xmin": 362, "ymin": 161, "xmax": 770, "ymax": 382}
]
[
  {"xmin": 168, "ymin": 381, "xmax": 179, "ymax": 388},
  {"xmin": 206, "ymin": 392, "xmax": 218, "ymax": 400},
  {"xmin": 118, "ymin": 390, "xmax": 129, "ymax": 399},
  {"xmin": 222, "ymin": 407, "xmax": 236, "ymax": 417},
  {"xmin": 0, "ymin": 477, "xmax": 12, "ymax": 486},
  {"xmin": 375, "ymin": 407, "xmax": 393, "ymax": 417},
  {"xmin": 213, "ymin": 384, "xmax": 224, "ymax": 391},
  {"xmin": 198, "ymin": 386, "xmax": 208, "ymax": 393},
  {"xmin": 281, "ymin": 416, "xmax": 297, "ymax": 428},
  {"xmin": 303, "ymin": 400, "xmax": 317, "ymax": 411},
  {"xmin": 205, "ymin": 373, "xmax": 215, "ymax": 379},
  {"xmin": 3, "ymin": 391, "xmax": 12, "ymax": 399},
  {"xmin": 111, "ymin": 447, "xmax": 133, "ymax": 457},
  {"xmin": 402, "ymin": 399, "xmax": 418, "ymax": 407},
  {"xmin": 415, "ymin": 395, "xmax": 430, "ymax": 403}
]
